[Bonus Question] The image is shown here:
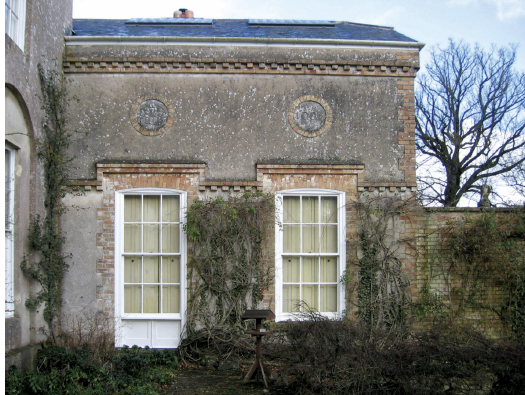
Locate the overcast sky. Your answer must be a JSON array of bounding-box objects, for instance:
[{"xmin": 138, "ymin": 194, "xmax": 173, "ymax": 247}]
[{"xmin": 73, "ymin": 0, "xmax": 525, "ymax": 72}]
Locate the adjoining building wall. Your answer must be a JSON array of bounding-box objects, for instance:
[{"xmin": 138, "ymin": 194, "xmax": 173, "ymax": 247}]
[{"xmin": 5, "ymin": 0, "xmax": 73, "ymax": 370}]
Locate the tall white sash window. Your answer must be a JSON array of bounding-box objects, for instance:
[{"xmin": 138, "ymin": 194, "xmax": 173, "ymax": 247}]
[
  {"xmin": 276, "ymin": 189, "xmax": 345, "ymax": 321},
  {"xmin": 121, "ymin": 193, "xmax": 183, "ymax": 315}
]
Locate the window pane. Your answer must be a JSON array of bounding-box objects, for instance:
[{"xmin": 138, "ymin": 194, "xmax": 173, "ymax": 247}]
[
  {"xmin": 143, "ymin": 196, "xmax": 160, "ymax": 222},
  {"xmin": 124, "ymin": 195, "xmax": 141, "ymax": 222},
  {"xmin": 280, "ymin": 193, "xmax": 342, "ymax": 318},
  {"xmin": 321, "ymin": 197, "xmax": 338, "ymax": 223},
  {"xmin": 124, "ymin": 285, "xmax": 142, "ymax": 313},
  {"xmin": 143, "ymin": 285, "xmax": 159, "ymax": 313},
  {"xmin": 302, "ymin": 285, "xmax": 319, "ymax": 311},
  {"xmin": 283, "ymin": 285, "xmax": 300, "ymax": 313},
  {"xmin": 321, "ymin": 225, "xmax": 338, "ymax": 253},
  {"xmin": 143, "ymin": 256, "xmax": 159, "ymax": 283},
  {"xmin": 162, "ymin": 224, "xmax": 180, "ymax": 253},
  {"xmin": 302, "ymin": 257, "xmax": 319, "ymax": 282},
  {"xmin": 162, "ymin": 285, "xmax": 180, "ymax": 313},
  {"xmin": 283, "ymin": 256, "xmax": 300, "ymax": 282},
  {"xmin": 121, "ymin": 192, "xmax": 184, "ymax": 317},
  {"xmin": 302, "ymin": 196, "xmax": 318, "ymax": 223},
  {"xmin": 11, "ymin": 21, "xmax": 18, "ymax": 43},
  {"xmin": 7, "ymin": 0, "xmax": 19, "ymax": 43},
  {"xmin": 302, "ymin": 225, "xmax": 319, "ymax": 253},
  {"xmin": 162, "ymin": 256, "xmax": 180, "ymax": 283},
  {"xmin": 124, "ymin": 224, "xmax": 141, "ymax": 253},
  {"xmin": 320, "ymin": 257, "xmax": 338, "ymax": 282},
  {"xmin": 124, "ymin": 256, "xmax": 141, "ymax": 283},
  {"xmin": 143, "ymin": 224, "xmax": 159, "ymax": 253},
  {"xmin": 283, "ymin": 196, "xmax": 300, "ymax": 223},
  {"xmin": 283, "ymin": 225, "xmax": 300, "ymax": 253},
  {"xmin": 162, "ymin": 195, "xmax": 179, "ymax": 222},
  {"xmin": 320, "ymin": 285, "xmax": 337, "ymax": 312}
]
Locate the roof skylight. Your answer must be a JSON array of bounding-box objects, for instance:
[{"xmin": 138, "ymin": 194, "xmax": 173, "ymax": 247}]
[{"xmin": 248, "ymin": 19, "xmax": 334, "ymax": 27}]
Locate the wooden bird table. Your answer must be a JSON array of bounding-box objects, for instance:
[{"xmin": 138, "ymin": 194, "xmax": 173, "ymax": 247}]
[{"xmin": 242, "ymin": 309, "xmax": 275, "ymax": 387}]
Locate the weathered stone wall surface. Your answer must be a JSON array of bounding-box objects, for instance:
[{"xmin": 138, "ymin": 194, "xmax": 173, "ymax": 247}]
[
  {"xmin": 64, "ymin": 44, "xmax": 420, "ymax": 66},
  {"xmin": 61, "ymin": 191, "xmax": 104, "ymax": 319},
  {"xmin": 64, "ymin": 44, "xmax": 418, "ymax": 185},
  {"xmin": 65, "ymin": 74, "xmax": 401, "ymax": 181}
]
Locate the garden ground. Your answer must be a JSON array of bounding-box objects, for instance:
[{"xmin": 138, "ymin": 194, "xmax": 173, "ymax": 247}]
[{"xmin": 160, "ymin": 365, "xmax": 271, "ymax": 394}]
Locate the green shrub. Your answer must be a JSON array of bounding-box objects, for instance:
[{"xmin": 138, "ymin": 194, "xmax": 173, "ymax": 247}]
[{"xmin": 5, "ymin": 344, "xmax": 179, "ymax": 395}]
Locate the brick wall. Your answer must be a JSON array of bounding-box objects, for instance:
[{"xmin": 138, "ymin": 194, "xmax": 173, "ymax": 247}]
[{"xmin": 416, "ymin": 208, "xmax": 525, "ymax": 337}]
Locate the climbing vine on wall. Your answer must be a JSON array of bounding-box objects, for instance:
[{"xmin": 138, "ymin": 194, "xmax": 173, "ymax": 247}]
[
  {"xmin": 348, "ymin": 195, "xmax": 419, "ymax": 335},
  {"xmin": 422, "ymin": 210, "xmax": 525, "ymax": 340},
  {"xmin": 20, "ymin": 64, "xmax": 74, "ymax": 344},
  {"xmin": 181, "ymin": 192, "xmax": 275, "ymax": 360}
]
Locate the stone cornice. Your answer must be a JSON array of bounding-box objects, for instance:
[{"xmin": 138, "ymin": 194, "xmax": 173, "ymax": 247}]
[
  {"xmin": 65, "ymin": 35, "xmax": 425, "ymax": 50},
  {"xmin": 63, "ymin": 58, "xmax": 418, "ymax": 76}
]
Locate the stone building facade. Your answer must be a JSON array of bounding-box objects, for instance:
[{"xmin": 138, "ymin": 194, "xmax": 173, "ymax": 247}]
[
  {"xmin": 60, "ymin": 16, "xmax": 423, "ymax": 348},
  {"xmin": 6, "ymin": 5, "xmax": 521, "ymax": 363}
]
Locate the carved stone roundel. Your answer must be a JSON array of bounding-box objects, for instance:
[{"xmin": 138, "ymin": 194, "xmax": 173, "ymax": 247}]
[
  {"xmin": 130, "ymin": 96, "xmax": 174, "ymax": 136},
  {"xmin": 289, "ymin": 96, "xmax": 332, "ymax": 138},
  {"xmin": 137, "ymin": 100, "xmax": 169, "ymax": 131},
  {"xmin": 294, "ymin": 101, "xmax": 326, "ymax": 132}
]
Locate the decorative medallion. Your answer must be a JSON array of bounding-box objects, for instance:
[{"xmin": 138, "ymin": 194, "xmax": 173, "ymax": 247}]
[
  {"xmin": 130, "ymin": 96, "xmax": 174, "ymax": 136},
  {"xmin": 288, "ymin": 96, "xmax": 332, "ymax": 138}
]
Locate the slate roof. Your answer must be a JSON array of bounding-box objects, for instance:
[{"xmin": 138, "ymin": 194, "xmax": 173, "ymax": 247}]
[{"xmin": 71, "ymin": 18, "xmax": 418, "ymax": 43}]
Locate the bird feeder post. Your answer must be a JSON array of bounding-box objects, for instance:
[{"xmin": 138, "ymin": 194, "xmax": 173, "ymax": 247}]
[{"xmin": 241, "ymin": 309, "xmax": 275, "ymax": 387}]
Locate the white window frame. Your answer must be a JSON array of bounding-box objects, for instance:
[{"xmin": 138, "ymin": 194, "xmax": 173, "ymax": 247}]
[
  {"xmin": 275, "ymin": 188, "xmax": 346, "ymax": 321},
  {"xmin": 115, "ymin": 188, "xmax": 187, "ymax": 323},
  {"xmin": 5, "ymin": 146, "xmax": 15, "ymax": 317},
  {"xmin": 5, "ymin": 0, "xmax": 26, "ymax": 50}
]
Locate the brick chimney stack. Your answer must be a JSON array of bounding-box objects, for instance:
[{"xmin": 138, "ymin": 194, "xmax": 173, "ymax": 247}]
[{"xmin": 174, "ymin": 8, "xmax": 194, "ymax": 18}]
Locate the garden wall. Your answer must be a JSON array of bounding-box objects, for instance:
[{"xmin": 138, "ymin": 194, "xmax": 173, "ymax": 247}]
[{"xmin": 415, "ymin": 207, "xmax": 525, "ymax": 338}]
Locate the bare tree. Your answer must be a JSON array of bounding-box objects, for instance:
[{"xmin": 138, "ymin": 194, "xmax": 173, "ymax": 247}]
[
  {"xmin": 416, "ymin": 39, "xmax": 525, "ymax": 206},
  {"xmin": 503, "ymin": 158, "xmax": 525, "ymax": 201}
]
